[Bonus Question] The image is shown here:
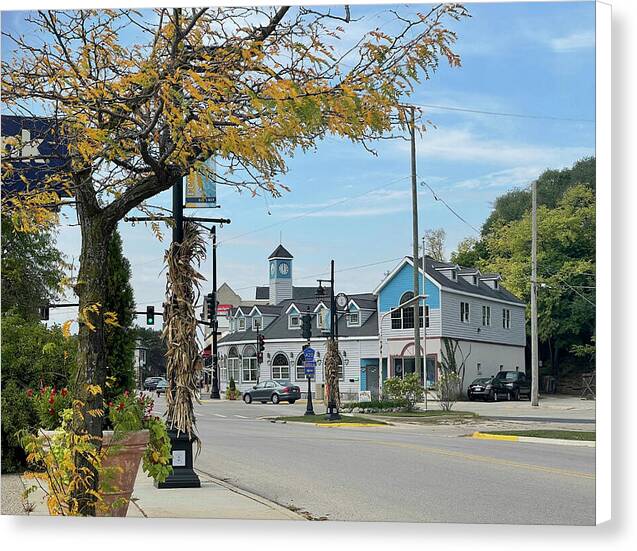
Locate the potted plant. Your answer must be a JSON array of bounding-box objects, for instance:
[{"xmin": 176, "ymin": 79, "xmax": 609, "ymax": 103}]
[
  {"xmin": 225, "ymin": 377, "xmax": 241, "ymax": 400},
  {"xmin": 21, "ymin": 385, "xmax": 172, "ymax": 516}
]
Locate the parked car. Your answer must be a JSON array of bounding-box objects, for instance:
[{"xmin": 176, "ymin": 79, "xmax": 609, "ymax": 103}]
[
  {"xmin": 155, "ymin": 379, "xmax": 168, "ymax": 396},
  {"xmin": 493, "ymin": 370, "xmax": 531, "ymax": 400},
  {"xmin": 143, "ymin": 376, "xmax": 165, "ymax": 391},
  {"xmin": 242, "ymin": 380, "xmax": 301, "ymax": 404},
  {"xmin": 467, "ymin": 376, "xmax": 508, "ymax": 401}
]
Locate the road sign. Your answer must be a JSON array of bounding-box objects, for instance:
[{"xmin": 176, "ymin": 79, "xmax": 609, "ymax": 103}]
[
  {"xmin": 185, "ymin": 157, "xmax": 216, "ymax": 208},
  {"xmin": 304, "ymin": 361, "xmax": 316, "ymax": 377},
  {"xmin": 303, "ymin": 347, "xmax": 315, "ymax": 362},
  {"xmin": 1, "ymin": 115, "xmax": 71, "ymax": 197}
]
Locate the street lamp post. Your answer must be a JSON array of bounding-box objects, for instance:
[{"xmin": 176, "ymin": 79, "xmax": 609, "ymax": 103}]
[{"xmin": 210, "ymin": 225, "xmax": 221, "ymax": 399}]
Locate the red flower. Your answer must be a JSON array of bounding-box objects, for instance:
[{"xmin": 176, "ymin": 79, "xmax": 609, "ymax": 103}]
[
  {"xmin": 124, "ymin": 390, "xmax": 129, "ymax": 397},
  {"xmin": 51, "ymin": 386, "xmax": 57, "ymax": 396},
  {"xmin": 40, "ymin": 388, "xmax": 46, "ymax": 395},
  {"xmin": 108, "ymin": 401, "xmax": 114, "ymax": 408},
  {"xmin": 26, "ymin": 389, "xmax": 34, "ymax": 397},
  {"xmin": 48, "ymin": 395, "xmax": 55, "ymax": 405},
  {"xmin": 61, "ymin": 388, "xmax": 68, "ymax": 397},
  {"xmin": 48, "ymin": 408, "xmax": 55, "ymax": 415},
  {"xmin": 117, "ymin": 402, "xmax": 125, "ymax": 411}
]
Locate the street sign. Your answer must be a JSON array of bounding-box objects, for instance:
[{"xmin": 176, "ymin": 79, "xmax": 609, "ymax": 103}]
[
  {"xmin": 303, "ymin": 347, "xmax": 315, "ymax": 362},
  {"xmin": 1, "ymin": 115, "xmax": 71, "ymax": 197},
  {"xmin": 304, "ymin": 361, "xmax": 316, "ymax": 377},
  {"xmin": 185, "ymin": 157, "xmax": 216, "ymax": 208}
]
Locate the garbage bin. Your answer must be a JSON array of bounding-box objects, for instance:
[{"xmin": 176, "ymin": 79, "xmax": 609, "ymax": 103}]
[{"xmin": 315, "ymin": 383, "xmax": 325, "ymax": 401}]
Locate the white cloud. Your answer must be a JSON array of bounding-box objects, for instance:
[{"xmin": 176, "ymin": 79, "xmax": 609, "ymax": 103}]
[
  {"xmin": 453, "ymin": 166, "xmax": 546, "ymax": 190},
  {"xmin": 549, "ymin": 31, "xmax": 595, "ymax": 52}
]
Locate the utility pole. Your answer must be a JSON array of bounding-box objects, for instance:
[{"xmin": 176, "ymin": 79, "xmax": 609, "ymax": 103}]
[
  {"xmin": 210, "ymin": 226, "xmax": 220, "ymax": 399},
  {"xmin": 422, "ymin": 235, "xmax": 428, "ymax": 411},
  {"xmin": 531, "ymin": 179, "xmax": 539, "ymax": 406},
  {"xmin": 410, "ymin": 106, "xmax": 422, "ymax": 383}
]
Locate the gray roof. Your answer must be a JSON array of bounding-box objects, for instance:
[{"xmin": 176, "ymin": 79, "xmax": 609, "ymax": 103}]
[
  {"xmin": 268, "ymin": 244, "xmax": 293, "ymax": 259},
  {"xmin": 255, "ymin": 286, "xmax": 332, "ymax": 301},
  {"xmin": 219, "ymin": 296, "xmax": 378, "ymax": 344},
  {"xmin": 420, "ymin": 256, "xmax": 524, "ymax": 305}
]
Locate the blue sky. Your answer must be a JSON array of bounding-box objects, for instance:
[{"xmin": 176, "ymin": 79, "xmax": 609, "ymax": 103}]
[{"xmin": 1, "ymin": 2, "xmax": 596, "ymax": 327}]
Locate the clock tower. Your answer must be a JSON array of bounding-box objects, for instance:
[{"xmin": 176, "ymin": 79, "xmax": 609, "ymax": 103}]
[{"xmin": 268, "ymin": 244, "xmax": 293, "ymax": 305}]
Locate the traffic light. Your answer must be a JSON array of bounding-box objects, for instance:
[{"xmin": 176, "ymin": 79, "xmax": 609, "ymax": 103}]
[
  {"xmin": 205, "ymin": 293, "xmax": 215, "ymax": 324},
  {"xmin": 301, "ymin": 314, "xmax": 312, "ymax": 340},
  {"xmin": 146, "ymin": 305, "xmax": 155, "ymax": 325},
  {"xmin": 39, "ymin": 305, "xmax": 50, "ymax": 321},
  {"xmin": 258, "ymin": 334, "xmax": 266, "ymax": 353}
]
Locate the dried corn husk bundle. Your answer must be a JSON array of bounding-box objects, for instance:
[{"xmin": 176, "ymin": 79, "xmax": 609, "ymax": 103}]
[
  {"xmin": 323, "ymin": 338, "xmax": 341, "ymax": 409},
  {"xmin": 162, "ymin": 222, "xmax": 206, "ymax": 442}
]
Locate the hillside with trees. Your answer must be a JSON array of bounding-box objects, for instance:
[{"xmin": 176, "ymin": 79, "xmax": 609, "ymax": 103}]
[{"xmin": 451, "ymin": 157, "xmax": 596, "ymax": 378}]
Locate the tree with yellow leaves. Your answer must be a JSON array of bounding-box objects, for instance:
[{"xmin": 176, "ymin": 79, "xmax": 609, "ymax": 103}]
[{"xmin": 2, "ymin": 5, "xmax": 468, "ymax": 514}]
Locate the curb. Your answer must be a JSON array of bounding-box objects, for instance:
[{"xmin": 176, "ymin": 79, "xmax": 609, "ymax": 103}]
[
  {"xmin": 194, "ymin": 468, "xmax": 306, "ymax": 521},
  {"xmin": 314, "ymin": 422, "xmax": 386, "ymax": 428},
  {"xmin": 471, "ymin": 432, "xmax": 596, "ymax": 447}
]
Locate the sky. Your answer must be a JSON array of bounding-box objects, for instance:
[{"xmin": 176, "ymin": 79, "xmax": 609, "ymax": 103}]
[{"xmin": 1, "ymin": 2, "xmax": 596, "ymax": 328}]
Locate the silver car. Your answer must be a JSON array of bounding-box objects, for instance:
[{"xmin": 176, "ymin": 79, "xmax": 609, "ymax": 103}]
[{"xmin": 242, "ymin": 380, "xmax": 301, "ymax": 404}]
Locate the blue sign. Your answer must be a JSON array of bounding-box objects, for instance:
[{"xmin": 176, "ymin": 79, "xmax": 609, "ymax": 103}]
[
  {"xmin": 1, "ymin": 116, "xmax": 71, "ymax": 197},
  {"xmin": 303, "ymin": 347, "xmax": 315, "ymax": 362},
  {"xmin": 304, "ymin": 362, "xmax": 316, "ymax": 377}
]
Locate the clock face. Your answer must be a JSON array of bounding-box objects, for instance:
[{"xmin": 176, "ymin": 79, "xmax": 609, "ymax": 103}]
[
  {"xmin": 278, "ymin": 262, "xmax": 289, "ymax": 276},
  {"xmin": 336, "ymin": 293, "xmax": 348, "ymax": 308}
]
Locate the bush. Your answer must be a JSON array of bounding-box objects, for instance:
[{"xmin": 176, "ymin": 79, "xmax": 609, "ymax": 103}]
[
  {"xmin": 341, "ymin": 399, "xmax": 407, "ymax": 410},
  {"xmin": 382, "ymin": 374, "xmax": 424, "ymax": 412},
  {"xmin": 436, "ymin": 371, "xmax": 460, "ymax": 412},
  {"xmin": 225, "ymin": 378, "xmax": 241, "ymax": 400},
  {"xmin": 1, "ymin": 381, "xmax": 36, "ymax": 472}
]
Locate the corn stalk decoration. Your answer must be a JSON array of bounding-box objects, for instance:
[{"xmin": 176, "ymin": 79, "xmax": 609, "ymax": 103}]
[
  {"xmin": 324, "ymin": 338, "xmax": 341, "ymax": 409},
  {"xmin": 162, "ymin": 222, "xmax": 206, "ymax": 441}
]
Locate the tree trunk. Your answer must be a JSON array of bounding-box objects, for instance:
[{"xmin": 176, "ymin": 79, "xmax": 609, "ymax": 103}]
[{"xmin": 72, "ymin": 213, "xmax": 113, "ymax": 515}]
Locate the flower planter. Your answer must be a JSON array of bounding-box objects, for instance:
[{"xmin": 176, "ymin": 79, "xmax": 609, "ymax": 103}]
[{"xmin": 98, "ymin": 429, "xmax": 149, "ymax": 517}]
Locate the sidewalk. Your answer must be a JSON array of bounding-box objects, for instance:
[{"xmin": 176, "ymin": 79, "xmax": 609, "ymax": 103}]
[
  {"xmin": 12, "ymin": 467, "xmax": 303, "ymax": 520},
  {"xmin": 128, "ymin": 467, "xmax": 303, "ymax": 520}
]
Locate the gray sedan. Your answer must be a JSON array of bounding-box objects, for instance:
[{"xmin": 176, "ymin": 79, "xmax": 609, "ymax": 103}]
[{"xmin": 243, "ymin": 380, "xmax": 301, "ymax": 405}]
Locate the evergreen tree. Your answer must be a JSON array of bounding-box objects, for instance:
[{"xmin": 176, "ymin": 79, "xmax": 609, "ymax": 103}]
[{"xmin": 103, "ymin": 230, "xmax": 136, "ymax": 400}]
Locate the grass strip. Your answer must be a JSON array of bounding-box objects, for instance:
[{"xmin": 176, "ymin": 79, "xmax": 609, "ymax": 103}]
[
  {"xmin": 483, "ymin": 430, "xmax": 595, "ymax": 441},
  {"xmin": 273, "ymin": 415, "xmax": 388, "ymax": 425}
]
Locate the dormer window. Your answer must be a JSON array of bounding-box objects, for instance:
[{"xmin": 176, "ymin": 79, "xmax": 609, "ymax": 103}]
[
  {"xmin": 348, "ymin": 311, "xmax": 360, "ymax": 327},
  {"xmin": 289, "ymin": 313, "xmax": 300, "ymax": 329},
  {"xmin": 238, "ymin": 317, "xmax": 246, "ymax": 331}
]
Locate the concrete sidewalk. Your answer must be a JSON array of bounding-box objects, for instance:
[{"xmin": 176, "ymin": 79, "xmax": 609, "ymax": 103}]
[{"xmin": 128, "ymin": 467, "xmax": 303, "ymax": 520}]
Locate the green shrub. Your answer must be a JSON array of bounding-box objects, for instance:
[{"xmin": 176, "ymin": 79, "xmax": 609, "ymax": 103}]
[
  {"xmin": 1, "ymin": 381, "xmax": 37, "ymax": 472},
  {"xmin": 225, "ymin": 378, "xmax": 241, "ymax": 400},
  {"xmin": 341, "ymin": 399, "xmax": 408, "ymax": 410},
  {"xmin": 382, "ymin": 374, "xmax": 424, "ymax": 412}
]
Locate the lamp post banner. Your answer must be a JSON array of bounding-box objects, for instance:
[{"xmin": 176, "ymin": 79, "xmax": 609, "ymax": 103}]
[{"xmin": 185, "ymin": 157, "xmax": 217, "ymax": 208}]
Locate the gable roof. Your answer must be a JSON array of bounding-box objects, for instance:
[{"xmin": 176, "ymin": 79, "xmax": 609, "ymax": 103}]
[{"xmin": 268, "ymin": 244, "xmax": 293, "ymax": 259}]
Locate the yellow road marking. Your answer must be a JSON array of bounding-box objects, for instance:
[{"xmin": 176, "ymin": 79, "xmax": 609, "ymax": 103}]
[
  {"xmin": 472, "ymin": 431, "xmax": 519, "ymax": 441},
  {"xmin": 315, "ymin": 423, "xmax": 386, "ymax": 428}
]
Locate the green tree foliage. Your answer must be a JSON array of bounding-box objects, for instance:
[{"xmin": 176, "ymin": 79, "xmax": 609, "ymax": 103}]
[
  {"xmin": 424, "ymin": 228, "xmax": 447, "ymax": 261},
  {"xmin": 132, "ymin": 327, "xmax": 167, "ymax": 379},
  {"xmin": 450, "ymin": 157, "xmax": 596, "ymax": 376},
  {"xmin": 103, "ymin": 230, "xmax": 136, "ymax": 401},
  {"xmin": 1, "ymin": 214, "xmax": 66, "ymax": 320},
  {"xmin": 1, "ymin": 314, "xmax": 77, "ymax": 472},
  {"xmin": 382, "ymin": 374, "xmax": 424, "ymax": 412}
]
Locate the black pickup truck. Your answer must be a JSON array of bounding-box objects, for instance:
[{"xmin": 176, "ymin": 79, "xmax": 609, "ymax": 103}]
[{"xmin": 493, "ymin": 370, "xmax": 531, "ymax": 400}]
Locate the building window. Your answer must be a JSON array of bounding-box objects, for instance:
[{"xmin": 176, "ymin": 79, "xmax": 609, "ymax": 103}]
[
  {"xmin": 227, "ymin": 347, "xmax": 240, "ymax": 383},
  {"xmin": 271, "ymin": 353, "xmax": 290, "ymax": 380},
  {"xmin": 238, "ymin": 317, "xmax": 246, "ymax": 331},
  {"xmin": 391, "ymin": 308, "xmax": 402, "ymax": 329},
  {"xmin": 502, "ymin": 308, "xmax": 511, "ymax": 329},
  {"xmin": 296, "ymin": 354, "xmax": 315, "ymax": 381},
  {"xmin": 289, "ymin": 313, "xmax": 300, "ymax": 329},
  {"xmin": 252, "ymin": 317, "xmax": 262, "ymax": 331},
  {"xmin": 482, "ymin": 305, "xmax": 491, "ymax": 326},
  {"xmin": 422, "ymin": 305, "xmax": 429, "ymax": 328},
  {"xmin": 241, "ymin": 345, "xmax": 258, "ymax": 382},
  {"xmin": 460, "ymin": 301, "xmax": 470, "ymax": 323},
  {"xmin": 348, "ymin": 311, "xmax": 360, "ymax": 326}
]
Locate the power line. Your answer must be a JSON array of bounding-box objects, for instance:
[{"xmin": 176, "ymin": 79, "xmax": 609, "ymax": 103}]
[
  {"xmin": 419, "ymin": 180, "xmax": 481, "ymax": 234},
  {"xmin": 217, "ymin": 174, "xmax": 411, "ymax": 247},
  {"xmin": 412, "ymin": 102, "xmax": 594, "ymax": 124}
]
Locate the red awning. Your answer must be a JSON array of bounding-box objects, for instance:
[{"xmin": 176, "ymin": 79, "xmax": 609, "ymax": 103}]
[{"xmin": 201, "ymin": 345, "xmax": 212, "ymax": 358}]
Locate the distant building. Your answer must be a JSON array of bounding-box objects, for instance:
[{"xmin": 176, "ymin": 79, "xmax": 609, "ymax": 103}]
[{"xmin": 212, "ymin": 244, "xmax": 526, "ymax": 401}]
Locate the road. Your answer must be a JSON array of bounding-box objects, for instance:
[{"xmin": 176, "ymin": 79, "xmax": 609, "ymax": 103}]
[{"xmin": 154, "ymin": 397, "xmax": 595, "ymax": 525}]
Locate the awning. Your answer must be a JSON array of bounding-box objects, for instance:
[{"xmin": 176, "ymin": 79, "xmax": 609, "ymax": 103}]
[{"xmin": 201, "ymin": 345, "xmax": 212, "ymax": 358}]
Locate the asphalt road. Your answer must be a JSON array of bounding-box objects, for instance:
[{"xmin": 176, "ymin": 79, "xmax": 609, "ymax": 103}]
[{"xmin": 154, "ymin": 397, "xmax": 595, "ymax": 525}]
